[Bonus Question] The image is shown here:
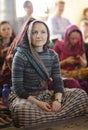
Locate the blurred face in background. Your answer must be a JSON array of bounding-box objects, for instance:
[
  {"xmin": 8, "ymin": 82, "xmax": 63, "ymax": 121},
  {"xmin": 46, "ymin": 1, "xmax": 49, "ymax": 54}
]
[
  {"xmin": 55, "ymin": 1, "xmax": 65, "ymax": 15},
  {"xmin": 0, "ymin": 23, "xmax": 12, "ymax": 39},
  {"xmin": 85, "ymin": 11, "xmax": 88, "ymax": 19},
  {"xmin": 80, "ymin": 21, "xmax": 88, "ymax": 37},
  {"xmin": 24, "ymin": 2, "xmax": 33, "ymax": 16},
  {"xmin": 69, "ymin": 31, "xmax": 81, "ymax": 46},
  {"xmin": 84, "ymin": 9, "xmax": 88, "ymax": 19}
]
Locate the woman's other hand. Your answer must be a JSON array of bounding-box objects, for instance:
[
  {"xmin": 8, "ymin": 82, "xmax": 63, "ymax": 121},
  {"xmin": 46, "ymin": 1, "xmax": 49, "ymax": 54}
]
[
  {"xmin": 75, "ymin": 54, "xmax": 87, "ymax": 67},
  {"xmin": 37, "ymin": 101, "xmax": 52, "ymax": 112},
  {"xmin": 66, "ymin": 56, "xmax": 76, "ymax": 64},
  {"xmin": 52, "ymin": 101, "xmax": 61, "ymax": 112}
]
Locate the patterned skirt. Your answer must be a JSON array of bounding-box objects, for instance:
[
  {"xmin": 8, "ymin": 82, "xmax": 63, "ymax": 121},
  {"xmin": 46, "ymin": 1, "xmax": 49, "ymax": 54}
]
[{"xmin": 9, "ymin": 88, "xmax": 88, "ymax": 128}]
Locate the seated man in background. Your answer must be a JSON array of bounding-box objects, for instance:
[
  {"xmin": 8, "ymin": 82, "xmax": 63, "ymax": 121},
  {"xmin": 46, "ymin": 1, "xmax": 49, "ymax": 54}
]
[
  {"xmin": 47, "ymin": 0, "xmax": 71, "ymax": 40},
  {"xmin": 17, "ymin": 0, "xmax": 34, "ymax": 33}
]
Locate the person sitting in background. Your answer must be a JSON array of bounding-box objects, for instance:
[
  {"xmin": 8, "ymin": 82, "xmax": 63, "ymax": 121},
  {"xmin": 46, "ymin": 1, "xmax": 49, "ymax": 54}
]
[
  {"xmin": 0, "ymin": 21, "xmax": 15, "ymax": 127},
  {"xmin": 0, "ymin": 21, "xmax": 16, "ymax": 87},
  {"xmin": 47, "ymin": 0, "xmax": 71, "ymax": 41},
  {"xmin": 54, "ymin": 24, "xmax": 88, "ymax": 93},
  {"xmin": 17, "ymin": 0, "xmax": 34, "ymax": 33},
  {"xmin": 80, "ymin": 19, "xmax": 88, "ymax": 42},
  {"xmin": 81, "ymin": 7, "xmax": 88, "ymax": 21},
  {"xmin": 8, "ymin": 20, "xmax": 88, "ymax": 128},
  {"xmin": 80, "ymin": 19, "xmax": 88, "ymax": 66}
]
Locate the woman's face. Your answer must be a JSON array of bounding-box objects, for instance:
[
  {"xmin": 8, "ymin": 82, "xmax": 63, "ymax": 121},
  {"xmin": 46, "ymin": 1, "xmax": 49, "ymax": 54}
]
[
  {"xmin": 85, "ymin": 11, "xmax": 88, "ymax": 18},
  {"xmin": 69, "ymin": 31, "xmax": 81, "ymax": 46},
  {"xmin": 0, "ymin": 23, "xmax": 12, "ymax": 39},
  {"xmin": 31, "ymin": 22, "xmax": 48, "ymax": 48}
]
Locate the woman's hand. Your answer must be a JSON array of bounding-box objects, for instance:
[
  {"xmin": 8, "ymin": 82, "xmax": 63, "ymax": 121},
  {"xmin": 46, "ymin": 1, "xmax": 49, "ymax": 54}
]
[
  {"xmin": 27, "ymin": 96, "xmax": 52, "ymax": 112},
  {"xmin": 75, "ymin": 55, "xmax": 84, "ymax": 64},
  {"xmin": 66, "ymin": 56, "xmax": 76, "ymax": 64},
  {"xmin": 75, "ymin": 54, "xmax": 87, "ymax": 67},
  {"xmin": 52, "ymin": 101, "xmax": 61, "ymax": 112},
  {"xmin": 37, "ymin": 101, "xmax": 52, "ymax": 112},
  {"xmin": 60, "ymin": 56, "xmax": 76, "ymax": 67}
]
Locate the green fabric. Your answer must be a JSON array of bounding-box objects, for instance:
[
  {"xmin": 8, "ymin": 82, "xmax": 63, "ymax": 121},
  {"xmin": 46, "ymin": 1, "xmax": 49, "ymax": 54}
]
[{"xmin": 49, "ymin": 40, "xmax": 54, "ymax": 48}]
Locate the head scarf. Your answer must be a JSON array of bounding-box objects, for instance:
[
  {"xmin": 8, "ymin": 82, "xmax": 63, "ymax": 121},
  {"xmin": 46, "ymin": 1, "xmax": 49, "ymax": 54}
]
[
  {"xmin": 60, "ymin": 24, "xmax": 85, "ymax": 60},
  {"xmin": 55, "ymin": 25, "xmax": 85, "ymax": 70},
  {"xmin": 19, "ymin": 20, "xmax": 50, "ymax": 79},
  {"xmin": 6, "ymin": 17, "xmax": 35, "ymax": 69},
  {"xmin": 7, "ymin": 19, "xmax": 50, "ymax": 80}
]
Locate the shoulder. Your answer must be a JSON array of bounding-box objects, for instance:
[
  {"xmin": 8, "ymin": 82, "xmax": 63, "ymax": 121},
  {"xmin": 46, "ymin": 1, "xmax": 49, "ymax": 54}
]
[
  {"xmin": 54, "ymin": 40, "xmax": 64, "ymax": 54},
  {"xmin": 48, "ymin": 49, "xmax": 58, "ymax": 58},
  {"xmin": 14, "ymin": 47, "xmax": 28, "ymax": 61},
  {"xmin": 47, "ymin": 15, "xmax": 56, "ymax": 22},
  {"xmin": 55, "ymin": 40, "xmax": 64, "ymax": 48},
  {"xmin": 17, "ymin": 16, "xmax": 26, "ymax": 23},
  {"xmin": 62, "ymin": 17, "xmax": 71, "ymax": 23}
]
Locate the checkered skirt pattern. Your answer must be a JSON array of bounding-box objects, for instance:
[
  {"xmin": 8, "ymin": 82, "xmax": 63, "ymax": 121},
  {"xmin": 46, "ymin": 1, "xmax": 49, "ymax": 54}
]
[{"xmin": 9, "ymin": 88, "xmax": 88, "ymax": 128}]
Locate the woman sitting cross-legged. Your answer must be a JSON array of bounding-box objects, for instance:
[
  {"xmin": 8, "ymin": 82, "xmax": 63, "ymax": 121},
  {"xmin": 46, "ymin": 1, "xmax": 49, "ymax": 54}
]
[
  {"xmin": 54, "ymin": 24, "xmax": 88, "ymax": 94},
  {"xmin": 9, "ymin": 20, "xmax": 88, "ymax": 128}
]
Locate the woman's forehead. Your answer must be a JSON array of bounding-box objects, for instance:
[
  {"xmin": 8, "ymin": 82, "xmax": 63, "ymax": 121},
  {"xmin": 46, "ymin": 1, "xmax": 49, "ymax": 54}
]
[
  {"xmin": 32, "ymin": 22, "xmax": 47, "ymax": 30},
  {"xmin": 33, "ymin": 22, "xmax": 45, "ymax": 27},
  {"xmin": 69, "ymin": 31, "xmax": 81, "ymax": 38}
]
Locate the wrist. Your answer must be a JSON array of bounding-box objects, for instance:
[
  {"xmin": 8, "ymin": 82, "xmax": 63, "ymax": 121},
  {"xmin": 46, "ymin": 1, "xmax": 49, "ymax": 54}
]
[
  {"xmin": 64, "ymin": 59, "xmax": 67, "ymax": 64},
  {"xmin": 27, "ymin": 96, "xmax": 39, "ymax": 105},
  {"xmin": 27, "ymin": 96, "xmax": 33, "ymax": 101},
  {"xmin": 54, "ymin": 99, "xmax": 62, "ymax": 104}
]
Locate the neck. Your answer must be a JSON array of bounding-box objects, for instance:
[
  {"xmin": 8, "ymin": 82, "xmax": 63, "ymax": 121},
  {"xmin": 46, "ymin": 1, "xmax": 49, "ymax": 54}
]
[
  {"xmin": 26, "ymin": 14, "xmax": 32, "ymax": 19},
  {"xmin": 55, "ymin": 10, "xmax": 63, "ymax": 17},
  {"xmin": 34, "ymin": 46, "xmax": 43, "ymax": 52},
  {"xmin": 2, "ymin": 38, "xmax": 10, "ymax": 47},
  {"xmin": 3, "ymin": 38, "xmax": 10, "ymax": 44}
]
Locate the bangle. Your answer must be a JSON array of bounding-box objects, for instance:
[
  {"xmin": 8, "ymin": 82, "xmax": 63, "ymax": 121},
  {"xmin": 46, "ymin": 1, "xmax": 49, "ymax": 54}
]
[{"xmin": 54, "ymin": 99, "xmax": 61, "ymax": 103}]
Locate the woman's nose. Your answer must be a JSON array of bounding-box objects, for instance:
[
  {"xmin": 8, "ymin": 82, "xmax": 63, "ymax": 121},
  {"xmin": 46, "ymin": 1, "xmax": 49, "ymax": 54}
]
[
  {"xmin": 36, "ymin": 32, "xmax": 41, "ymax": 37},
  {"xmin": 5, "ymin": 29, "xmax": 9, "ymax": 33}
]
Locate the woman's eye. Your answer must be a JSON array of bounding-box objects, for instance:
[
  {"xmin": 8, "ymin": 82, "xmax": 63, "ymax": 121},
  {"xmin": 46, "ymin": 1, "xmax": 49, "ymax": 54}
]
[
  {"xmin": 32, "ymin": 30, "xmax": 46, "ymax": 35},
  {"xmin": 2, "ymin": 29, "xmax": 6, "ymax": 31},
  {"xmin": 41, "ymin": 31, "xmax": 46, "ymax": 34},
  {"xmin": 32, "ymin": 31, "xmax": 37, "ymax": 35}
]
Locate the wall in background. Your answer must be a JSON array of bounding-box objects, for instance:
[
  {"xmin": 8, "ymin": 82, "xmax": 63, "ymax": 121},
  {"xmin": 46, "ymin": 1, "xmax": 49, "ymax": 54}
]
[
  {"xmin": 16, "ymin": 0, "xmax": 88, "ymax": 26},
  {"xmin": 62, "ymin": 0, "xmax": 88, "ymax": 25}
]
